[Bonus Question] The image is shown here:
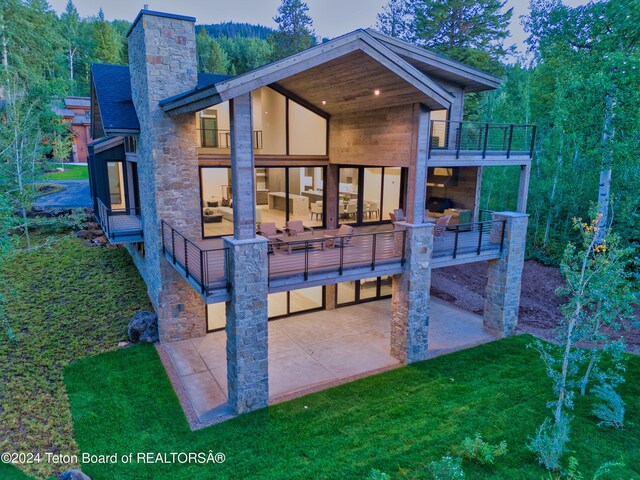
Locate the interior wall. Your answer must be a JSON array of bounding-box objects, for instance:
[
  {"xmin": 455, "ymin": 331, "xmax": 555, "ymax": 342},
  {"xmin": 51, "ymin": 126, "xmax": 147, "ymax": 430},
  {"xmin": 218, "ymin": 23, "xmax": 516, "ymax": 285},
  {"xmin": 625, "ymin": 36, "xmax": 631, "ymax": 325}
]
[
  {"xmin": 329, "ymin": 105, "xmax": 414, "ymax": 167},
  {"xmin": 426, "ymin": 166, "xmax": 478, "ymax": 212},
  {"xmin": 289, "ymin": 101, "xmax": 327, "ymax": 155}
]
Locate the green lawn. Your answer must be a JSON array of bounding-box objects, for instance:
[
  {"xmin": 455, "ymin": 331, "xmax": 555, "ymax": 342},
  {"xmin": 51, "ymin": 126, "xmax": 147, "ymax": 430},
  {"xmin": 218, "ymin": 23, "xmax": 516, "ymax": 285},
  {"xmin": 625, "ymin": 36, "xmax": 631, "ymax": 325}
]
[
  {"xmin": 0, "ymin": 237, "xmax": 151, "ymax": 479},
  {"xmin": 44, "ymin": 164, "xmax": 89, "ymax": 180},
  {"xmin": 61, "ymin": 336, "xmax": 640, "ymax": 480}
]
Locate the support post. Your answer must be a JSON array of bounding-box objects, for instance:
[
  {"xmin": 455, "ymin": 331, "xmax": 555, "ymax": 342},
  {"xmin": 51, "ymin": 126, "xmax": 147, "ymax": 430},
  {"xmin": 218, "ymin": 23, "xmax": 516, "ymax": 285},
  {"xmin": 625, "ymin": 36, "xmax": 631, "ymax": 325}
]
[
  {"xmin": 230, "ymin": 93, "xmax": 256, "ymax": 240},
  {"xmin": 484, "ymin": 212, "xmax": 528, "ymax": 337},
  {"xmin": 517, "ymin": 163, "xmax": 531, "ymax": 213},
  {"xmin": 405, "ymin": 104, "xmax": 430, "ymax": 224},
  {"xmin": 390, "ymin": 222, "xmax": 434, "ymax": 363},
  {"xmin": 224, "ymin": 236, "xmax": 269, "ymax": 414}
]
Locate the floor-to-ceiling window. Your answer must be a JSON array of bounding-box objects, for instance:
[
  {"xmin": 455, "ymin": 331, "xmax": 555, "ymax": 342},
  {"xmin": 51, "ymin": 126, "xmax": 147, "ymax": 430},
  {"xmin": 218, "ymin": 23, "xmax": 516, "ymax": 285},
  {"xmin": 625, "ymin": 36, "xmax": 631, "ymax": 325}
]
[
  {"xmin": 200, "ymin": 167, "xmax": 234, "ymax": 237},
  {"xmin": 338, "ymin": 167, "xmax": 405, "ymax": 225},
  {"xmin": 256, "ymin": 166, "xmax": 326, "ymax": 230},
  {"xmin": 106, "ymin": 161, "xmax": 126, "ymax": 209},
  {"xmin": 336, "ymin": 276, "xmax": 393, "ymax": 306}
]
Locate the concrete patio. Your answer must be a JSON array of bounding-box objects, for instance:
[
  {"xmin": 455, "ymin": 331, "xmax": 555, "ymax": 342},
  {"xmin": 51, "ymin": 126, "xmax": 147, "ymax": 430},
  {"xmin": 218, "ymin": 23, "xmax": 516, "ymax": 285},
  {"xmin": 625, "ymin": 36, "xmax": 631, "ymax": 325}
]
[{"xmin": 161, "ymin": 298, "xmax": 496, "ymax": 424}]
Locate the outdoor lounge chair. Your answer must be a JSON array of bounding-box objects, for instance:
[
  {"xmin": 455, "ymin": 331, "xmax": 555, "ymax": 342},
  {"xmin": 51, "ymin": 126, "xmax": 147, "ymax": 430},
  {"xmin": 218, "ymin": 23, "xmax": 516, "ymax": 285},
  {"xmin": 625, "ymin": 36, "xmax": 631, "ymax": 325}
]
[
  {"xmin": 323, "ymin": 224, "xmax": 354, "ymax": 248},
  {"xmin": 389, "ymin": 209, "xmax": 405, "ymax": 223},
  {"xmin": 285, "ymin": 220, "xmax": 314, "ymax": 236},
  {"xmin": 433, "ymin": 214, "xmax": 453, "ymax": 241},
  {"xmin": 257, "ymin": 222, "xmax": 282, "ymax": 240}
]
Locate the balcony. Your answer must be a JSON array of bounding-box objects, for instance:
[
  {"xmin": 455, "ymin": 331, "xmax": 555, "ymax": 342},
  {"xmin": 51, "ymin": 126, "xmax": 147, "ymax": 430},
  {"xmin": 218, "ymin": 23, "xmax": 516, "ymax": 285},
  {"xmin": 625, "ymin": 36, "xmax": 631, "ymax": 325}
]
[
  {"xmin": 161, "ymin": 218, "xmax": 506, "ymax": 303},
  {"xmin": 198, "ymin": 128, "xmax": 263, "ymax": 150},
  {"xmin": 96, "ymin": 199, "xmax": 143, "ymax": 244},
  {"xmin": 429, "ymin": 120, "xmax": 536, "ymax": 165}
]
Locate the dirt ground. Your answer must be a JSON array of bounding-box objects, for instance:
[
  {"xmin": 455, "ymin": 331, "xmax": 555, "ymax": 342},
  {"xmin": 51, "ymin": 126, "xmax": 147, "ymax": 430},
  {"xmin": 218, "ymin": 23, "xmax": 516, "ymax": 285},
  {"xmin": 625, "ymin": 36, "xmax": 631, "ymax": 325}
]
[{"xmin": 431, "ymin": 260, "xmax": 640, "ymax": 354}]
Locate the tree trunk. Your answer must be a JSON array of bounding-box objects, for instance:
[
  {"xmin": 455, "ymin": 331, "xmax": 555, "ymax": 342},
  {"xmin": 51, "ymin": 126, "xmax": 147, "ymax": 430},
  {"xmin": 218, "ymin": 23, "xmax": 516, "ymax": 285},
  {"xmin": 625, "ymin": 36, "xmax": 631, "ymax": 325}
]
[
  {"xmin": 543, "ymin": 152, "xmax": 562, "ymax": 248},
  {"xmin": 595, "ymin": 92, "xmax": 615, "ymax": 242},
  {"xmin": 0, "ymin": 9, "xmax": 8, "ymax": 70}
]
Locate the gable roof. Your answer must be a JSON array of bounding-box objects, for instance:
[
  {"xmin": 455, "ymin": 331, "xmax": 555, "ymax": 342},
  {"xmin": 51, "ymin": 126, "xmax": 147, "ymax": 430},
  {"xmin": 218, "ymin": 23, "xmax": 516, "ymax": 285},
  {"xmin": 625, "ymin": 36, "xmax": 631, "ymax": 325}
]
[
  {"xmin": 159, "ymin": 29, "xmax": 502, "ymax": 117},
  {"xmin": 91, "ymin": 63, "xmax": 140, "ymax": 135}
]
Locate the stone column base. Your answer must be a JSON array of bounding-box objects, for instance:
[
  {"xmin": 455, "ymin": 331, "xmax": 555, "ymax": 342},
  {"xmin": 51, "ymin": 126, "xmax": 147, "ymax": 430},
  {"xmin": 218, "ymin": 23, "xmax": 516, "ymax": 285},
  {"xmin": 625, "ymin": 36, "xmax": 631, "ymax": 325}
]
[
  {"xmin": 224, "ymin": 236, "xmax": 269, "ymax": 414},
  {"xmin": 391, "ymin": 222, "xmax": 434, "ymax": 364}
]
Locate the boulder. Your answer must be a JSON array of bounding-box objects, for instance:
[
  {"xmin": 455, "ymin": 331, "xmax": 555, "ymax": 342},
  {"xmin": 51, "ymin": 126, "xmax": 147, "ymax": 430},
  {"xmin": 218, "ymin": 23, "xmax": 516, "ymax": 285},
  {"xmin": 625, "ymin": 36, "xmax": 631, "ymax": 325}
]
[
  {"xmin": 128, "ymin": 310, "xmax": 159, "ymax": 343},
  {"xmin": 92, "ymin": 236, "xmax": 107, "ymax": 246},
  {"xmin": 89, "ymin": 228, "xmax": 104, "ymax": 237},
  {"xmin": 75, "ymin": 230, "xmax": 93, "ymax": 240},
  {"xmin": 84, "ymin": 222, "xmax": 100, "ymax": 230},
  {"xmin": 58, "ymin": 469, "xmax": 92, "ymax": 480}
]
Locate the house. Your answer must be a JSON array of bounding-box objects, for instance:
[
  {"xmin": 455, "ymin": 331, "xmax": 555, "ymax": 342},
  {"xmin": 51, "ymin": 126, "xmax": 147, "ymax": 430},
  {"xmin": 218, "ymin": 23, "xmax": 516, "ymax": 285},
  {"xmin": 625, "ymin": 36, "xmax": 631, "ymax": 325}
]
[
  {"xmin": 88, "ymin": 9, "xmax": 533, "ymax": 418},
  {"xmin": 53, "ymin": 96, "xmax": 92, "ymax": 163}
]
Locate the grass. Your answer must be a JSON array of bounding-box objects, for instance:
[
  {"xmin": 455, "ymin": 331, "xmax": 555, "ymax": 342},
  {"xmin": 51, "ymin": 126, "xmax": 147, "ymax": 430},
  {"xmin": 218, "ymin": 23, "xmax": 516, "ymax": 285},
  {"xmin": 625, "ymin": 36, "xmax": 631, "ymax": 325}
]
[
  {"xmin": 0, "ymin": 236, "xmax": 151, "ymax": 479},
  {"xmin": 61, "ymin": 336, "xmax": 640, "ymax": 480},
  {"xmin": 44, "ymin": 164, "xmax": 89, "ymax": 181}
]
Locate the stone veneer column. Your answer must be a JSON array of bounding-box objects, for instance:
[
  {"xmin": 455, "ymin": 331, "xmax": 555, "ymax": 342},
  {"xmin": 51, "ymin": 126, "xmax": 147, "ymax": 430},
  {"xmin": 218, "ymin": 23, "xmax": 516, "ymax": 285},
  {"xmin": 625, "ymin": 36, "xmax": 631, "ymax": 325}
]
[
  {"xmin": 483, "ymin": 212, "xmax": 529, "ymax": 337},
  {"xmin": 127, "ymin": 11, "xmax": 206, "ymax": 343},
  {"xmin": 224, "ymin": 236, "xmax": 269, "ymax": 414},
  {"xmin": 391, "ymin": 222, "xmax": 434, "ymax": 363}
]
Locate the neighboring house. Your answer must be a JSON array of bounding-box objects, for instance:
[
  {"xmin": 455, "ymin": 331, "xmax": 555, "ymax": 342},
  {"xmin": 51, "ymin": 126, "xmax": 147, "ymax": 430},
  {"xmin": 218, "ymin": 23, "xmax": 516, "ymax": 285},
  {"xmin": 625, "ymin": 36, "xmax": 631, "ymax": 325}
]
[
  {"xmin": 53, "ymin": 96, "xmax": 92, "ymax": 163},
  {"xmin": 88, "ymin": 9, "xmax": 534, "ymax": 416}
]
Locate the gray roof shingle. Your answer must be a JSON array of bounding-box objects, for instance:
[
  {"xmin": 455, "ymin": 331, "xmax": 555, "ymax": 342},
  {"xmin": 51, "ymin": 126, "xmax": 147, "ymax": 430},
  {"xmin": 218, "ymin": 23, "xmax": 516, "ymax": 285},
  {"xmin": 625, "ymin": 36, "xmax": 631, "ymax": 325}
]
[{"xmin": 91, "ymin": 63, "xmax": 140, "ymax": 133}]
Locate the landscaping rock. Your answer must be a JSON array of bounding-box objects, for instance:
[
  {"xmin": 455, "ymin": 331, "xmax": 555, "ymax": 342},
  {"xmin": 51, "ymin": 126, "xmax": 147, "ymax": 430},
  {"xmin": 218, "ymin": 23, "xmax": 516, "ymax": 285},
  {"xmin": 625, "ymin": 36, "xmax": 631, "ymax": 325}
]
[
  {"xmin": 76, "ymin": 230, "xmax": 93, "ymax": 240},
  {"xmin": 89, "ymin": 228, "xmax": 104, "ymax": 237},
  {"xmin": 92, "ymin": 236, "xmax": 107, "ymax": 246},
  {"xmin": 58, "ymin": 469, "xmax": 92, "ymax": 480},
  {"xmin": 128, "ymin": 310, "xmax": 159, "ymax": 343},
  {"xmin": 84, "ymin": 221, "xmax": 100, "ymax": 230}
]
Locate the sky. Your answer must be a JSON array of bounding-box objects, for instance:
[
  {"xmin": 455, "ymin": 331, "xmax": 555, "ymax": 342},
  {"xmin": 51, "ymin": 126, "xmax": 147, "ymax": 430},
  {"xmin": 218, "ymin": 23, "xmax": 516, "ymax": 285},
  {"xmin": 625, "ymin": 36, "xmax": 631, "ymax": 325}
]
[{"xmin": 49, "ymin": 0, "xmax": 590, "ymax": 57}]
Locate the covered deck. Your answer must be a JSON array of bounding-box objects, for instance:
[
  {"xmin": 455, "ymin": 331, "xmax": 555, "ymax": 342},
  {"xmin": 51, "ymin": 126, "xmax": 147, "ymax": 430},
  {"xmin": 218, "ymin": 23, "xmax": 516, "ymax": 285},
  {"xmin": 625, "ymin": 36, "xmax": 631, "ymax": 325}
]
[
  {"xmin": 160, "ymin": 298, "xmax": 497, "ymax": 425},
  {"xmin": 161, "ymin": 219, "xmax": 505, "ymax": 303}
]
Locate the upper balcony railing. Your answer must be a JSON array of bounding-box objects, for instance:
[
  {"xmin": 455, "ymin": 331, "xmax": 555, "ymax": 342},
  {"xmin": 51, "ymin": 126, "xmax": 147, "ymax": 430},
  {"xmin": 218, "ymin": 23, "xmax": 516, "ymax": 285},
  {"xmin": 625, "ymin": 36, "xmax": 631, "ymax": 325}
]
[
  {"xmin": 161, "ymin": 221, "xmax": 230, "ymax": 297},
  {"xmin": 429, "ymin": 120, "xmax": 536, "ymax": 160},
  {"xmin": 198, "ymin": 128, "xmax": 263, "ymax": 150},
  {"xmin": 96, "ymin": 198, "xmax": 143, "ymax": 244},
  {"xmin": 431, "ymin": 218, "xmax": 506, "ymax": 265}
]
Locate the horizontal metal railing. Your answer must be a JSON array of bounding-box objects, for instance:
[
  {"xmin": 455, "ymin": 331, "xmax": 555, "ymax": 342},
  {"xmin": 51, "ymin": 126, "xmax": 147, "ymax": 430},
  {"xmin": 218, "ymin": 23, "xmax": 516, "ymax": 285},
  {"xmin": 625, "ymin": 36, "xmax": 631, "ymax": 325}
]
[
  {"xmin": 96, "ymin": 198, "xmax": 143, "ymax": 241},
  {"xmin": 267, "ymin": 228, "xmax": 407, "ymax": 283},
  {"xmin": 161, "ymin": 221, "xmax": 230, "ymax": 296},
  {"xmin": 198, "ymin": 128, "xmax": 263, "ymax": 149},
  {"xmin": 429, "ymin": 120, "xmax": 536, "ymax": 159},
  {"xmin": 432, "ymin": 219, "xmax": 506, "ymax": 260}
]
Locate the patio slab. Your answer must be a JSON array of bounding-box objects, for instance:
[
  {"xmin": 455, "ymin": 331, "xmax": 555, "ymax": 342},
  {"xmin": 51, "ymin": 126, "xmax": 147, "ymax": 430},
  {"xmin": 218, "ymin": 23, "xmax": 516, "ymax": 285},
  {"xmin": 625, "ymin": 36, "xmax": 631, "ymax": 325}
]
[{"xmin": 161, "ymin": 298, "xmax": 496, "ymax": 424}]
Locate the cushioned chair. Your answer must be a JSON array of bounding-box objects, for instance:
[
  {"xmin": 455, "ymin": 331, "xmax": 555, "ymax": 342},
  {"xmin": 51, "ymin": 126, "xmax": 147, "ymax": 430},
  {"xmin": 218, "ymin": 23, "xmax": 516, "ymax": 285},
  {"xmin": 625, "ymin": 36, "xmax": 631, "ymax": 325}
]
[
  {"xmin": 323, "ymin": 224, "xmax": 354, "ymax": 248},
  {"xmin": 257, "ymin": 222, "xmax": 282, "ymax": 241},
  {"xmin": 285, "ymin": 220, "xmax": 313, "ymax": 236},
  {"xmin": 310, "ymin": 202, "xmax": 323, "ymax": 221}
]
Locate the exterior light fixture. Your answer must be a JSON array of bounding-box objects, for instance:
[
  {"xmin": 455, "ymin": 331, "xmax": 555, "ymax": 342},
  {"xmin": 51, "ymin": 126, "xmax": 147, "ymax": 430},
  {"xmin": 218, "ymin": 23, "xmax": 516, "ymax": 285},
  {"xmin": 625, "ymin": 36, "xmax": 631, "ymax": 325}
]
[{"xmin": 322, "ymin": 100, "xmax": 327, "ymax": 105}]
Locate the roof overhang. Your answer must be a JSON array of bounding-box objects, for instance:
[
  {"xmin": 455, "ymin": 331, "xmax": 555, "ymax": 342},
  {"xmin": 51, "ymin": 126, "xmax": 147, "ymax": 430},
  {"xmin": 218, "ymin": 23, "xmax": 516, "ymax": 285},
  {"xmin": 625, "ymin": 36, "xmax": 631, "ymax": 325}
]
[
  {"xmin": 88, "ymin": 136, "xmax": 124, "ymax": 155},
  {"xmin": 160, "ymin": 30, "xmax": 456, "ymax": 117},
  {"xmin": 365, "ymin": 30, "xmax": 501, "ymax": 92}
]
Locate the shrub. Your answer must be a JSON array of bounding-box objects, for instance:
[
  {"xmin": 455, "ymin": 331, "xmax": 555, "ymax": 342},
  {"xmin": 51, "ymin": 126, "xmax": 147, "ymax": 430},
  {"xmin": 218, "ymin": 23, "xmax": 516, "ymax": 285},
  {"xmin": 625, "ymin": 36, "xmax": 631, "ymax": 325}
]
[
  {"xmin": 427, "ymin": 455, "xmax": 465, "ymax": 480},
  {"xmin": 459, "ymin": 433, "xmax": 507, "ymax": 465},
  {"xmin": 592, "ymin": 385, "xmax": 625, "ymax": 429},
  {"xmin": 367, "ymin": 469, "xmax": 391, "ymax": 480},
  {"xmin": 528, "ymin": 414, "xmax": 571, "ymax": 471}
]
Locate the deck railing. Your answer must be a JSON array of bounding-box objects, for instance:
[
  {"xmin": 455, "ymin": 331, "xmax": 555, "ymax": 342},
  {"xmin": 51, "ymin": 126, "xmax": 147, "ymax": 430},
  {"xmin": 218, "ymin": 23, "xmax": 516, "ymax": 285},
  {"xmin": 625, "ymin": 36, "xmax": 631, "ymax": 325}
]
[
  {"xmin": 429, "ymin": 120, "xmax": 536, "ymax": 159},
  {"xmin": 432, "ymin": 219, "xmax": 506, "ymax": 261},
  {"xmin": 198, "ymin": 128, "xmax": 263, "ymax": 149},
  {"xmin": 267, "ymin": 228, "xmax": 407, "ymax": 283},
  {"xmin": 96, "ymin": 198, "xmax": 143, "ymax": 241},
  {"xmin": 161, "ymin": 221, "xmax": 230, "ymax": 296}
]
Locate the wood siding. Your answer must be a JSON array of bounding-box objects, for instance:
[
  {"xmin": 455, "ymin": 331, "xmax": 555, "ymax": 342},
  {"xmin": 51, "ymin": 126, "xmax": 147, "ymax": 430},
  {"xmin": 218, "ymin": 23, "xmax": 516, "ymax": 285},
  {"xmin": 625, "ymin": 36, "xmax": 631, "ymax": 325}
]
[{"xmin": 329, "ymin": 105, "xmax": 414, "ymax": 167}]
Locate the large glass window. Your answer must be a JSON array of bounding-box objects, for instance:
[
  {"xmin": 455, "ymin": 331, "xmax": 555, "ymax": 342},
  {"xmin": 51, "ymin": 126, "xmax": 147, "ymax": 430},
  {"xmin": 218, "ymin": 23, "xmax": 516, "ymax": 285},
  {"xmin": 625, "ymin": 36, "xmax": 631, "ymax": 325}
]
[
  {"xmin": 363, "ymin": 167, "xmax": 382, "ymax": 224},
  {"xmin": 338, "ymin": 168, "xmax": 359, "ymax": 224},
  {"xmin": 256, "ymin": 167, "xmax": 325, "ymax": 230},
  {"xmin": 337, "ymin": 277, "xmax": 392, "ymax": 306},
  {"xmin": 268, "ymin": 286, "xmax": 324, "ymax": 319},
  {"xmin": 198, "ymin": 104, "xmax": 230, "ymax": 150},
  {"xmin": 200, "ymin": 167, "xmax": 234, "ymax": 237},
  {"xmin": 381, "ymin": 167, "xmax": 402, "ymax": 221},
  {"xmin": 107, "ymin": 161, "xmax": 125, "ymax": 209},
  {"xmin": 253, "ymin": 87, "xmax": 286, "ymax": 154},
  {"xmin": 288, "ymin": 101, "xmax": 327, "ymax": 155}
]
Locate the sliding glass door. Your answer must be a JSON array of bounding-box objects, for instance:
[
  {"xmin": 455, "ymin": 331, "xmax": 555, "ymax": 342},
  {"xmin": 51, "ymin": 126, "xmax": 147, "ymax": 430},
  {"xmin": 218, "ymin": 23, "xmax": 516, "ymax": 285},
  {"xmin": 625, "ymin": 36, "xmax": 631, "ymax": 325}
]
[{"xmin": 338, "ymin": 166, "xmax": 405, "ymax": 226}]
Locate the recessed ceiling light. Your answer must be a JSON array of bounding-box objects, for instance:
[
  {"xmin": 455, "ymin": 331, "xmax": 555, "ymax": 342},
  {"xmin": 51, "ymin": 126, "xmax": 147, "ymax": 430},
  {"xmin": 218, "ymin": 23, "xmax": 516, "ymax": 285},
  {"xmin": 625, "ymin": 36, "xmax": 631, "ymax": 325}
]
[
  {"xmin": 322, "ymin": 100, "xmax": 327, "ymax": 105},
  {"xmin": 374, "ymin": 89, "xmax": 381, "ymax": 96}
]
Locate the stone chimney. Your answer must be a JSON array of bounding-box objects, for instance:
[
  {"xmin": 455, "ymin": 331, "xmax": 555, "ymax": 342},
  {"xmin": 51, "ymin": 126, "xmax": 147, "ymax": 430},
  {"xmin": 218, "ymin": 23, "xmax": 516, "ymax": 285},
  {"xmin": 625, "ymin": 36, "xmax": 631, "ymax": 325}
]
[{"xmin": 126, "ymin": 10, "xmax": 204, "ymax": 343}]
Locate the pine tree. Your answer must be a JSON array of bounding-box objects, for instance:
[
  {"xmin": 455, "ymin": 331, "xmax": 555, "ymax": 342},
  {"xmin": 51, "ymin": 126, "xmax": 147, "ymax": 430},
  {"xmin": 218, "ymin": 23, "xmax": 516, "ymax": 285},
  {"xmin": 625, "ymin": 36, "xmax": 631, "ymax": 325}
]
[
  {"xmin": 268, "ymin": 0, "xmax": 316, "ymax": 61},
  {"xmin": 375, "ymin": 0, "xmax": 415, "ymax": 41},
  {"xmin": 92, "ymin": 8, "xmax": 119, "ymax": 64},
  {"xmin": 412, "ymin": 0, "xmax": 514, "ymax": 74}
]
